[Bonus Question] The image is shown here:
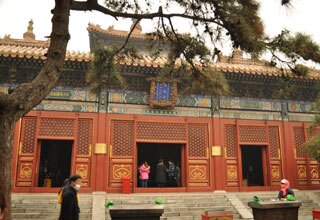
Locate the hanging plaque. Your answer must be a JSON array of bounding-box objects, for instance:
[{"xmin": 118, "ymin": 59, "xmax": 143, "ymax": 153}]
[{"xmin": 149, "ymin": 78, "xmax": 177, "ymax": 109}]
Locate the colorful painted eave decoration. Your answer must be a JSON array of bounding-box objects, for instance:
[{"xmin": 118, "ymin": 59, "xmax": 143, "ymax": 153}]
[{"xmin": 149, "ymin": 78, "xmax": 178, "ymax": 109}]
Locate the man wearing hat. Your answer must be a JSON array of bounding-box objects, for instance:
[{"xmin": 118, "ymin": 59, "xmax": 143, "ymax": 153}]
[
  {"xmin": 59, "ymin": 174, "xmax": 82, "ymax": 220},
  {"xmin": 278, "ymin": 179, "xmax": 295, "ymax": 200}
]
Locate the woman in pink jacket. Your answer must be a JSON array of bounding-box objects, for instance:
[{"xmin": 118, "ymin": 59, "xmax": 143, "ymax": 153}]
[{"xmin": 139, "ymin": 161, "xmax": 150, "ymax": 187}]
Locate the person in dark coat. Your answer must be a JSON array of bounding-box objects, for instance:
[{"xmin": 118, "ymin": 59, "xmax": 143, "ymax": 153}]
[
  {"xmin": 167, "ymin": 160, "xmax": 176, "ymax": 187},
  {"xmin": 59, "ymin": 174, "xmax": 82, "ymax": 220},
  {"xmin": 278, "ymin": 179, "xmax": 295, "ymax": 200},
  {"xmin": 155, "ymin": 159, "xmax": 167, "ymax": 187},
  {"xmin": 175, "ymin": 162, "xmax": 181, "ymax": 187}
]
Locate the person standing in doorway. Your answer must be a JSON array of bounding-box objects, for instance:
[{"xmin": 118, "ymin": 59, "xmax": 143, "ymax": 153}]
[
  {"xmin": 175, "ymin": 162, "xmax": 181, "ymax": 187},
  {"xmin": 155, "ymin": 159, "xmax": 167, "ymax": 187},
  {"xmin": 59, "ymin": 174, "xmax": 82, "ymax": 220},
  {"xmin": 139, "ymin": 161, "xmax": 150, "ymax": 187},
  {"xmin": 168, "ymin": 160, "xmax": 176, "ymax": 187}
]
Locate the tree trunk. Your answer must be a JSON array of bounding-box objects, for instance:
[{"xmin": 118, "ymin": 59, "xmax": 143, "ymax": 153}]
[
  {"xmin": 0, "ymin": 114, "xmax": 15, "ymax": 220},
  {"xmin": 0, "ymin": 0, "xmax": 71, "ymax": 219}
]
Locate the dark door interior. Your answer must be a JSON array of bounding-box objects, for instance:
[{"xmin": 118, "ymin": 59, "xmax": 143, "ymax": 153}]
[
  {"xmin": 137, "ymin": 143, "xmax": 181, "ymax": 187},
  {"xmin": 38, "ymin": 140, "xmax": 73, "ymax": 187},
  {"xmin": 241, "ymin": 146, "xmax": 264, "ymax": 186}
]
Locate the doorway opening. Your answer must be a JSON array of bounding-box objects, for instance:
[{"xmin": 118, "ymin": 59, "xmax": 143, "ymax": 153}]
[
  {"xmin": 38, "ymin": 140, "xmax": 73, "ymax": 187},
  {"xmin": 241, "ymin": 145, "xmax": 265, "ymax": 186},
  {"xmin": 137, "ymin": 143, "xmax": 182, "ymax": 188}
]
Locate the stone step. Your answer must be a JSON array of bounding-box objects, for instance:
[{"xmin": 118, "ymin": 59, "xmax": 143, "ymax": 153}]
[{"xmin": 12, "ymin": 191, "xmax": 320, "ymax": 220}]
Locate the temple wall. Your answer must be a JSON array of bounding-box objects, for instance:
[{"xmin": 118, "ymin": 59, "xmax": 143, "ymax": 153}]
[{"xmin": 5, "ymin": 85, "xmax": 319, "ymax": 193}]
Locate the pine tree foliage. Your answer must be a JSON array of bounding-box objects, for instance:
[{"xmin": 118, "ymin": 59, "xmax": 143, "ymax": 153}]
[
  {"xmin": 267, "ymin": 31, "xmax": 320, "ymax": 75},
  {"xmin": 303, "ymin": 92, "xmax": 320, "ymax": 162},
  {"xmin": 84, "ymin": 0, "xmax": 320, "ymax": 95}
]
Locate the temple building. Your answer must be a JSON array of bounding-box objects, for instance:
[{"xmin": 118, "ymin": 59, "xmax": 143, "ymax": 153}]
[{"xmin": 0, "ymin": 20, "xmax": 320, "ymax": 193}]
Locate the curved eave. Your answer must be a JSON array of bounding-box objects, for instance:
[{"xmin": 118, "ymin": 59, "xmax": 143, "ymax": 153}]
[
  {"xmin": 87, "ymin": 23, "xmax": 146, "ymax": 40},
  {"xmin": 0, "ymin": 45, "xmax": 92, "ymax": 62},
  {"xmin": 210, "ymin": 63, "xmax": 320, "ymax": 80},
  {"xmin": 1, "ymin": 44, "xmax": 320, "ymax": 80}
]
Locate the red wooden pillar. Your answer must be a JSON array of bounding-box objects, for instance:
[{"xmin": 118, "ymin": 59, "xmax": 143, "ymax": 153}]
[
  {"xmin": 212, "ymin": 117, "xmax": 225, "ymax": 190},
  {"xmin": 281, "ymin": 121, "xmax": 297, "ymax": 188},
  {"xmin": 94, "ymin": 113, "xmax": 107, "ymax": 191}
]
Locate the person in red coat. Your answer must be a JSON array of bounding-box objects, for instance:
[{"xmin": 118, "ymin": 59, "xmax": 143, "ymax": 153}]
[
  {"xmin": 139, "ymin": 161, "xmax": 150, "ymax": 187},
  {"xmin": 278, "ymin": 179, "xmax": 295, "ymax": 200}
]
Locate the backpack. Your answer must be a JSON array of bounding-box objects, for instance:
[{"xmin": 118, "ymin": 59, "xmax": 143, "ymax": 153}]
[
  {"xmin": 57, "ymin": 189, "xmax": 63, "ymax": 204},
  {"xmin": 58, "ymin": 187, "xmax": 79, "ymax": 204}
]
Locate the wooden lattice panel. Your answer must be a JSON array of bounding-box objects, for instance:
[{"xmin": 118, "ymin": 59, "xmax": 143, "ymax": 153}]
[
  {"xmin": 21, "ymin": 117, "xmax": 37, "ymax": 154},
  {"xmin": 227, "ymin": 165, "xmax": 238, "ymax": 180},
  {"xmin": 306, "ymin": 127, "xmax": 320, "ymax": 139},
  {"xmin": 112, "ymin": 121, "xmax": 134, "ymax": 156},
  {"xmin": 270, "ymin": 164, "xmax": 282, "ymax": 181},
  {"xmin": 189, "ymin": 165, "xmax": 207, "ymax": 180},
  {"xmin": 112, "ymin": 164, "xmax": 132, "ymax": 179},
  {"xmin": 75, "ymin": 163, "xmax": 90, "ymax": 187},
  {"xmin": 39, "ymin": 118, "xmax": 75, "ymax": 137},
  {"xmin": 268, "ymin": 126, "xmax": 280, "ymax": 159},
  {"xmin": 77, "ymin": 119, "xmax": 92, "ymax": 156},
  {"xmin": 188, "ymin": 124, "xmax": 207, "ymax": 157},
  {"xmin": 239, "ymin": 126, "xmax": 267, "ymax": 143},
  {"xmin": 136, "ymin": 122, "xmax": 186, "ymax": 141},
  {"xmin": 225, "ymin": 125, "xmax": 237, "ymax": 158},
  {"xmin": 293, "ymin": 127, "xmax": 305, "ymax": 158}
]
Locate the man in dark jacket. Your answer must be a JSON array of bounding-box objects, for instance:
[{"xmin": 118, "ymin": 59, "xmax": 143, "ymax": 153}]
[
  {"xmin": 59, "ymin": 174, "xmax": 82, "ymax": 220},
  {"xmin": 155, "ymin": 159, "xmax": 167, "ymax": 187}
]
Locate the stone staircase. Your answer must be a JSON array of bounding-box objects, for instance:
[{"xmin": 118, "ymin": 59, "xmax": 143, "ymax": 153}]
[
  {"xmin": 234, "ymin": 190, "xmax": 320, "ymax": 220},
  {"xmin": 12, "ymin": 193, "xmax": 92, "ymax": 220},
  {"xmin": 104, "ymin": 193, "xmax": 241, "ymax": 220},
  {"xmin": 10, "ymin": 190, "xmax": 320, "ymax": 220}
]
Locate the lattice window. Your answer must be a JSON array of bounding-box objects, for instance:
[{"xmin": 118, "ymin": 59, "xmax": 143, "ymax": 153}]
[
  {"xmin": 239, "ymin": 126, "xmax": 267, "ymax": 143},
  {"xmin": 306, "ymin": 127, "xmax": 320, "ymax": 139},
  {"xmin": 21, "ymin": 117, "xmax": 37, "ymax": 154},
  {"xmin": 225, "ymin": 125, "xmax": 237, "ymax": 158},
  {"xmin": 77, "ymin": 119, "xmax": 92, "ymax": 156},
  {"xmin": 294, "ymin": 127, "xmax": 306, "ymax": 158},
  {"xmin": 112, "ymin": 121, "xmax": 133, "ymax": 156},
  {"xmin": 188, "ymin": 124, "xmax": 207, "ymax": 157},
  {"xmin": 268, "ymin": 126, "xmax": 280, "ymax": 159},
  {"xmin": 39, "ymin": 118, "xmax": 74, "ymax": 137},
  {"xmin": 136, "ymin": 122, "xmax": 186, "ymax": 141}
]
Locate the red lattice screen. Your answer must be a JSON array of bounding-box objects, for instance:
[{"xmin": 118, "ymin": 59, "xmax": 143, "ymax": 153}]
[
  {"xmin": 136, "ymin": 122, "xmax": 186, "ymax": 141},
  {"xmin": 268, "ymin": 126, "xmax": 280, "ymax": 159},
  {"xmin": 21, "ymin": 117, "xmax": 37, "ymax": 154},
  {"xmin": 112, "ymin": 121, "xmax": 134, "ymax": 156},
  {"xmin": 188, "ymin": 124, "xmax": 207, "ymax": 157},
  {"xmin": 239, "ymin": 126, "xmax": 267, "ymax": 143},
  {"xmin": 39, "ymin": 118, "xmax": 75, "ymax": 137},
  {"xmin": 293, "ymin": 127, "xmax": 305, "ymax": 158},
  {"xmin": 77, "ymin": 119, "xmax": 92, "ymax": 156},
  {"xmin": 306, "ymin": 127, "xmax": 320, "ymax": 139},
  {"xmin": 225, "ymin": 125, "xmax": 237, "ymax": 158}
]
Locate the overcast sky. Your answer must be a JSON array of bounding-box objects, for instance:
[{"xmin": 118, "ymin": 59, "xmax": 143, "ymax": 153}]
[{"xmin": 0, "ymin": 0, "xmax": 320, "ymax": 61}]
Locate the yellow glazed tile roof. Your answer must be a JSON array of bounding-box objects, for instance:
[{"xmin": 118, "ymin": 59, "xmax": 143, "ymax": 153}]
[
  {"xmin": 87, "ymin": 23, "xmax": 146, "ymax": 40},
  {"xmin": 1, "ymin": 22, "xmax": 320, "ymax": 79},
  {"xmin": 0, "ymin": 37, "xmax": 92, "ymax": 62}
]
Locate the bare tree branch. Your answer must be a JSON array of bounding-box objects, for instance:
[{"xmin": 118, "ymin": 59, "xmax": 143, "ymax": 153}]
[
  {"xmin": 70, "ymin": 0, "xmax": 222, "ymax": 25},
  {"xmin": 115, "ymin": 18, "xmax": 142, "ymax": 54}
]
